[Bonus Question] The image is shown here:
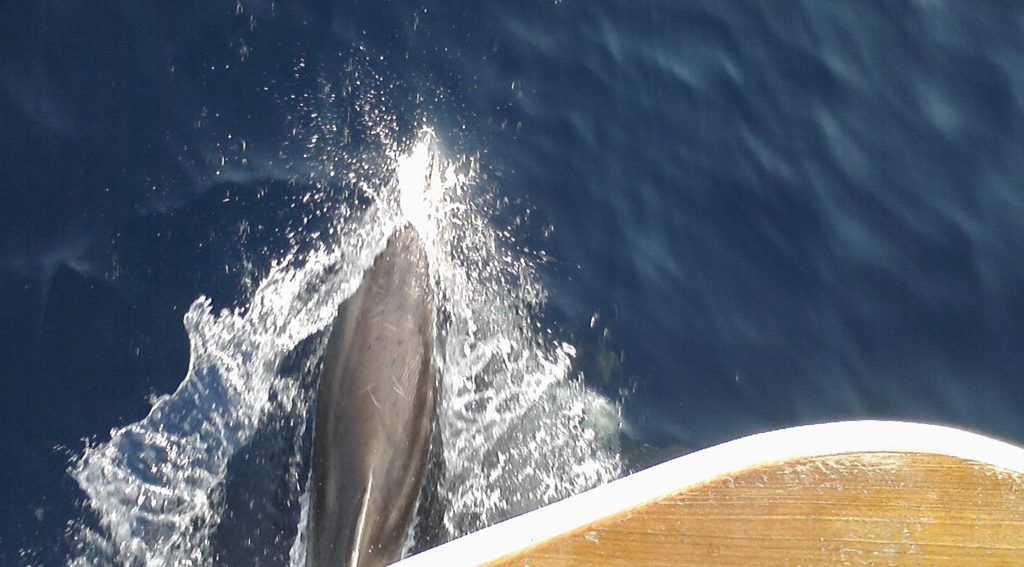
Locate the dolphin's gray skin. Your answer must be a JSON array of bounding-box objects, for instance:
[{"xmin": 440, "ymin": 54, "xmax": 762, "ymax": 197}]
[{"xmin": 308, "ymin": 226, "xmax": 436, "ymax": 567}]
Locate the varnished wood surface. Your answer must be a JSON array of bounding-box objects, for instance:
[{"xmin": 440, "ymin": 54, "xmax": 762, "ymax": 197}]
[
  {"xmin": 490, "ymin": 452, "xmax": 1024, "ymax": 565},
  {"xmin": 396, "ymin": 421, "xmax": 1024, "ymax": 566}
]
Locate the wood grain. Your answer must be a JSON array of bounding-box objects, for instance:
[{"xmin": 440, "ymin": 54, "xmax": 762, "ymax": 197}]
[
  {"xmin": 488, "ymin": 452, "xmax": 1024, "ymax": 566},
  {"xmin": 395, "ymin": 422, "xmax": 1024, "ymax": 567}
]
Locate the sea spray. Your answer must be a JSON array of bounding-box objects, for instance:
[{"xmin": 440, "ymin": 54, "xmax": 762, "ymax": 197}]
[
  {"xmin": 70, "ymin": 202, "xmax": 397, "ymax": 565},
  {"xmin": 71, "ymin": 127, "xmax": 621, "ymax": 566},
  {"xmin": 392, "ymin": 132, "xmax": 623, "ymax": 540}
]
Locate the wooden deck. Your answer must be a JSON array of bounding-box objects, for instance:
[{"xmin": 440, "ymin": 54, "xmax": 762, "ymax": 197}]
[{"xmin": 396, "ymin": 421, "xmax": 1024, "ymax": 566}]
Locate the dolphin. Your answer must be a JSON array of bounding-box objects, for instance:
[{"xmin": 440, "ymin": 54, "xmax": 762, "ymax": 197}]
[{"xmin": 307, "ymin": 226, "xmax": 437, "ymax": 567}]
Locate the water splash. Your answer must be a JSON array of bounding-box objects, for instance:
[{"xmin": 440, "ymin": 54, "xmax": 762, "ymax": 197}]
[
  {"xmin": 70, "ymin": 200, "xmax": 395, "ymax": 565},
  {"xmin": 416, "ymin": 134, "xmax": 623, "ymax": 536},
  {"xmin": 70, "ymin": 126, "xmax": 621, "ymax": 565}
]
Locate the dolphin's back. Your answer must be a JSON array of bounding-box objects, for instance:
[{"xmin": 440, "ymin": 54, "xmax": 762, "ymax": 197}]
[{"xmin": 308, "ymin": 227, "xmax": 436, "ymax": 567}]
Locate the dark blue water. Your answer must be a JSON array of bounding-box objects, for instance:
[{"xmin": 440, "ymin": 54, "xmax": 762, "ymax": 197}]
[{"xmin": 3, "ymin": 1, "xmax": 1024, "ymax": 563}]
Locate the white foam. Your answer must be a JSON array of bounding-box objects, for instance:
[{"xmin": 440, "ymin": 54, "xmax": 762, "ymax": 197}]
[{"xmin": 71, "ymin": 122, "xmax": 621, "ymax": 565}]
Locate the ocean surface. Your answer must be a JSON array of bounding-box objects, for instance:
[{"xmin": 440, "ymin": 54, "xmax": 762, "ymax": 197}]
[{"xmin": 3, "ymin": 1, "xmax": 1024, "ymax": 564}]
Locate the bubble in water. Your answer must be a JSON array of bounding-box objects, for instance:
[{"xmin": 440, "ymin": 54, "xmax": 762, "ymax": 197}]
[{"xmin": 70, "ymin": 93, "xmax": 620, "ymax": 566}]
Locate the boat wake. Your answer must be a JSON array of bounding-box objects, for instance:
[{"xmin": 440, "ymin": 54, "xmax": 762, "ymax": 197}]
[{"xmin": 70, "ymin": 111, "xmax": 621, "ymax": 565}]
